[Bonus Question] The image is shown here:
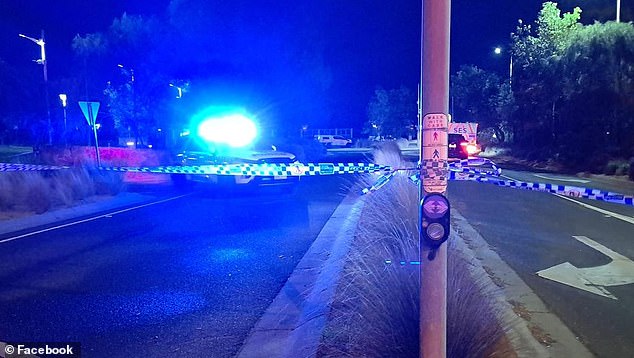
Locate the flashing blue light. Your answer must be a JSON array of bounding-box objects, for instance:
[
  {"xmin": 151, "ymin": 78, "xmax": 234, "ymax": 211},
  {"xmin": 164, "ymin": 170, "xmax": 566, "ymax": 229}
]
[{"xmin": 197, "ymin": 113, "xmax": 257, "ymax": 148}]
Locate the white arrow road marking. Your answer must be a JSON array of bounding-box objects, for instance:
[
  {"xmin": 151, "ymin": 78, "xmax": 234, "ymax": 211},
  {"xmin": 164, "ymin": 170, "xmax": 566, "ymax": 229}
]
[
  {"xmin": 533, "ymin": 173, "xmax": 590, "ymax": 183},
  {"xmin": 537, "ymin": 236, "xmax": 634, "ymax": 300}
]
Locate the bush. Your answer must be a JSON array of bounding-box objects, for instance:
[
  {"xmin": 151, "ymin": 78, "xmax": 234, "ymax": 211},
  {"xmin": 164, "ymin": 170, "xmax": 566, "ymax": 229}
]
[
  {"xmin": 319, "ymin": 144, "xmax": 511, "ymax": 357},
  {"xmin": 603, "ymin": 159, "xmax": 629, "ymax": 176},
  {"xmin": 0, "ymin": 167, "xmax": 124, "ymax": 215},
  {"xmin": 629, "ymin": 158, "xmax": 634, "ymax": 181}
]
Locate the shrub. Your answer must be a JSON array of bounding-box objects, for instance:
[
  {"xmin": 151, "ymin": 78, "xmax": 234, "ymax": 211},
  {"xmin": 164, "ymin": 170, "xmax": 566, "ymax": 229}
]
[
  {"xmin": 319, "ymin": 143, "xmax": 511, "ymax": 357},
  {"xmin": 629, "ymin": 158, "xmax": 634, "ymax": 181},
  {"xmin": 603, "ymin": 159, "xmax": 629, "ymax": 176},
  {"xmin": 0, "ymin": 167, "xmax": 124, "ymax": 215}
]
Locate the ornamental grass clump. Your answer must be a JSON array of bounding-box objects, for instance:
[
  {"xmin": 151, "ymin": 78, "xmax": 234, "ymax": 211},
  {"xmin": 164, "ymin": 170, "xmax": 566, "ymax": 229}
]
[{"xmin": 319, "ymin": 142, "xmax": 514, "ymax": 357}]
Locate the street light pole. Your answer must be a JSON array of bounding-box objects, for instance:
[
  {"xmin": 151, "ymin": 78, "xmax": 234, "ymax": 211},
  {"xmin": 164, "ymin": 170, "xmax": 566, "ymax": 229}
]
[
  {"xmin": 59, "ymin": 94, "xmax": 68, "ymax": 133},
  {"xmin": 19, "ymin": 30, "xmax": 52, "ymax": 145},
  {"xmin": 494, "ymin": 47, "xmax": 513, "ymax": 86},
  {"xmin": 617, "ymin": 0, "xmax": 621, "ymax": 22}
]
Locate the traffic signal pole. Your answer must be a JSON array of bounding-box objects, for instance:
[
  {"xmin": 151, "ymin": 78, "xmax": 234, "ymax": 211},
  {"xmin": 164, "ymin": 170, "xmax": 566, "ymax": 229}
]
[{"xmin": 419, "ymin": 0, "xmax": 451, "ymax": 357}]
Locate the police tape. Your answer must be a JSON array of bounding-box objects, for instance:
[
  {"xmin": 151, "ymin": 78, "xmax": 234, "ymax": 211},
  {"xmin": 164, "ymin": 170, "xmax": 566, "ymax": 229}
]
[
  {"xmin": 462, "ymin": 175, "xmax": 634, "ymax": 206},
  {"xmin": 1, "ymin": 160, "xmax": 632, "ymax": 207},
  {"xmin": 99, "ymin": 162, "xmax": 393, "ymax": 176},
  {"xmin": 0, "ymin": 163, "xmax": 68, "ymax": 171},
  {"xmin": 406, "ymin": 163, "xmax": 634, "ymax": 207}
]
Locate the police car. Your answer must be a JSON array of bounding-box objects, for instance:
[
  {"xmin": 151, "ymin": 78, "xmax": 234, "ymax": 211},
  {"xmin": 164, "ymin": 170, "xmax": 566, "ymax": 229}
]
[
  {"xmin": 171, "ymin": 112, "xmax": 300, "ymax": 189},
  {"xmin": 174, "ymin": 143, "xmax": 300, "ymax": 188}
]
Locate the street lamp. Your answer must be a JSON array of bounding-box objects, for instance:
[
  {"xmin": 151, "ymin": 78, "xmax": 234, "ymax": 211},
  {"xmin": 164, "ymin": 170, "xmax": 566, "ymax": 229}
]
[
  {"xmin": 19, "ymin": 30, "xmax": 52, "ymax": 145},
  {"xmin": 494, "ymin": 46, "xmax": 513, "ymax": 86},
  {"xmin": 117, "ymin": 63, "xmax": 135, "ymax": 83},
  {"xmin": 169, "ymin": 83, "xmax": 183, "ymax": 99},
  {"xmin": 59, "ymin": 94, "xmax": 68, "ymax": 133}
]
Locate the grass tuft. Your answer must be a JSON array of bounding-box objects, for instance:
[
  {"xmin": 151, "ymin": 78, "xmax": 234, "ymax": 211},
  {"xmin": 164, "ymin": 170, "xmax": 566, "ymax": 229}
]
[
  {"xmin": 0, "ymin": 167, "xmax": 124, "ymax": 215},
  {"xmin": 319, "ymin": 143, "xmax": 514, "ymax": 357}
]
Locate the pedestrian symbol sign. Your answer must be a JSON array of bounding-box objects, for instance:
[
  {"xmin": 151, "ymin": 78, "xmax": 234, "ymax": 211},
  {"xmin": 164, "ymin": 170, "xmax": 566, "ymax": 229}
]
[{"xmin": 78, "ymin": 101, "xmax": 100, "ymax": 126}]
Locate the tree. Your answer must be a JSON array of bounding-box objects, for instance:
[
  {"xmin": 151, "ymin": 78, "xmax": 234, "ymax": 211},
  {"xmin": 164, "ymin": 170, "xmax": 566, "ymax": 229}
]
[
  {"xmin": 366, "ymin": 86, "xmax": 416, "ymax": 139},
  {"xmin": 511, "ymin": 2, "xmax": 583, "ymax": 152},
  {"xmin": 451, "ymin": 65, "xmax": 514, "ymax": 143},
  {"xmin": 558, "ymin": 21, "xmax": 634, "ymax": 162}
]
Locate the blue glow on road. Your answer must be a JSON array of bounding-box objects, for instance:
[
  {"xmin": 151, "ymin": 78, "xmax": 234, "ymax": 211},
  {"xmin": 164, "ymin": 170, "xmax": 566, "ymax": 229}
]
[{"xmin": 197, "ymin": 113, "xmax": 257, "ymax": 148}]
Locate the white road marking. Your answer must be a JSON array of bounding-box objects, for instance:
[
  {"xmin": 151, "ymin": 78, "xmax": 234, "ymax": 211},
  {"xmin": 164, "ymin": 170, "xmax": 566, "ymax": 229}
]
[
  {"xmin": 555, "ymin": 194, "xmax": 634, "ymax": 226},
  {"xmin": 0, "ymin": 194, "xmax": 191, "ymax": 244},
  {"xmin": 502, "ymin": 173, "xmax": 634, "ymax": 226},
  {"xmin": 537, "ymin": 236, "xmax": 634, "ymax": 300},
  {"xmin": 533, "ymin": 173, "xmax": 590, "ymax": 183}
]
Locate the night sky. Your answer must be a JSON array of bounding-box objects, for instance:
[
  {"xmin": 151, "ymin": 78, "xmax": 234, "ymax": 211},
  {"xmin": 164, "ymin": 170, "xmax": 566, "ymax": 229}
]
[{"xmin": 0, "ymin": 0, "xmax": 629, "ymax": 130}]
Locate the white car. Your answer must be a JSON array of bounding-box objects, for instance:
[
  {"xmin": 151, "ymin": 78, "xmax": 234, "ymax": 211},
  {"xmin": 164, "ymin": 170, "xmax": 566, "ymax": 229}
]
[{"xmin": 315, "ymin": 135, "xmax": 352, "ymax": 147}]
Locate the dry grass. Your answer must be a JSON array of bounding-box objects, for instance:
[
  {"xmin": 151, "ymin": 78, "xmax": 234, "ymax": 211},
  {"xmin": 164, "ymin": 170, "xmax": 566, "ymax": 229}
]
[
  {"xmin": 0, "ymin": 167, "xmax": 124, "ymax": 215},
  {"xmin": 318, "ymin": 143, "xmax": 514, "ymax": 357}
]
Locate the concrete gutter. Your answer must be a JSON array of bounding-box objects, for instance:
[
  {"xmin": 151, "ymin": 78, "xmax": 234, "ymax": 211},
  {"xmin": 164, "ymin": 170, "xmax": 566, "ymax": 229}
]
[
  {"xmin": 237, "ymin": 191, "xmax": 365, "ymax": 358},
  {"xmin": 452, "ymin": 209, "xmax": 594, "ymax": 358}
]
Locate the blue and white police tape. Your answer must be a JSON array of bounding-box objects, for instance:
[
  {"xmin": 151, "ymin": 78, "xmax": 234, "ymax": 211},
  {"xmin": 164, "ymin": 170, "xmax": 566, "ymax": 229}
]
[
  {"xmin": 362, "ymin": 170, "xmax": 399, "ymax": 194},
  {"xmin": 0, "ymin": 163, "xmax": 68, "ymax": 171},
  {"xmin": 98, "ymin": 162, "xmax": 393, "ymax": 176},
  {"xmin": 408, "ymin": 165, "xmax": 634, "ymax": 207},
  {"xmin": 463, "ymin": 175, "xmax": 634, "ymax": 206},
  {"xmin": 448, "ymin": 158, "xmax": 502, "ymax": 177}
]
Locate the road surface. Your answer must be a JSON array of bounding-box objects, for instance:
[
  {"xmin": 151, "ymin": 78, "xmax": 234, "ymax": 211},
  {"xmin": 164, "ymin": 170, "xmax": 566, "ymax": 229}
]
[
  {"xmin": 450, "ymin": 169, "xmax": 634, "ymax": 358},
  {"xmin": 0, "ymin": 175, "xmax": 351, "ymax": 357}
]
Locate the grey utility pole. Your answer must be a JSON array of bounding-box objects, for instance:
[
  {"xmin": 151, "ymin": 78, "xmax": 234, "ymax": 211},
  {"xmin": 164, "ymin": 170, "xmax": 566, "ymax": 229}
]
[{"xmin": 419, "ymin": 0, "xmax": 451, "ymax": 357}]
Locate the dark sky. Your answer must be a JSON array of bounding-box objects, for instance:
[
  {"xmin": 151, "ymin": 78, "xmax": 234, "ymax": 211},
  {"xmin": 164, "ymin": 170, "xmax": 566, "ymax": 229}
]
[{"xmin": 0, "ymin": 0, "xmax": 629, "ymax": 129}]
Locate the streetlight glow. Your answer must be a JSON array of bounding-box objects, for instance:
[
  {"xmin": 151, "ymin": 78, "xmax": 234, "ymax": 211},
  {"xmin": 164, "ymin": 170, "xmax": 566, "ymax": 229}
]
[
  {"xmin": 494, "ymin": 47, "xmax": 502, "ymax": 55},
  {"xmin": 59, "ymin": 93, "xmax": 67, "ymax": 107}
]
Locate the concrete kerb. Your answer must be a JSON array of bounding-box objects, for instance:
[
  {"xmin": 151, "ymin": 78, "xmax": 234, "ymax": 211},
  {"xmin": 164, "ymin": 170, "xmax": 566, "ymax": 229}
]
[
  {"xmin": 451, "ymin": 209, "xmax": 594, "ymax": 358},
  {"xmin": 237, "ymin": 190, "xmax": 365, "ymax": 358}
]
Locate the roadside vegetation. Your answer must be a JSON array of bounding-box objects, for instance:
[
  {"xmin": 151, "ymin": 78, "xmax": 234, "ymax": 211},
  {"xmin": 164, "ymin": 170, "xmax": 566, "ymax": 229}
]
[
  {"xmin": 366, "ymin": 2, "xmax": 634, "ymax": 177},
  {"xmin": 0, "ymin": 168, "xmax": 123, "ymax": 216},
  {"xmin": 454, "ymin": 2, "xmax": 634, "ymax": 175},
  {"xmin": 319, "ymin": 144, "xmax": 516, "ymax": 357}
]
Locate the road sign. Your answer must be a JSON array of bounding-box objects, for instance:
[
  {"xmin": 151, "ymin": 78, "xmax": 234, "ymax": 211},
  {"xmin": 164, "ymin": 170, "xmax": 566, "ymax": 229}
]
[
  {"xmin": 422, "ymin": 113, "xmax": 448, "ymax": 130},
  {"xmin": 423, "ymin": 194, "xmax": 449, "ymax": 219},
  {"xmin": 78, "ymin": 101, "xmax": 102, "ymax": 166},
  {"xmin": 422, "ymin": 113, "xmax": 448, "ymax": 194},
  {"xmin": 78, "ymin": 101, "xmax": 100, "ymax": 126},
  {"xmin": 423, "ymin": 130, "xmax": 447, "ymax": 146},
  {"xmin": 449, "ymin": 122, "xmax": 478, "ymax": 142}
]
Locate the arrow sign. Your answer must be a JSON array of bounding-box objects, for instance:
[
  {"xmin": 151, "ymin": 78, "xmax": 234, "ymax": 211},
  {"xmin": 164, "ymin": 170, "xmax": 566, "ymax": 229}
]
[
  {"xmin": 78, "ymin": 101, "xmax": 100, "ymax": 126},
  {"xmin": 422, "ymin": 194, "xmax": 449, "ymax": 219},
  {"xmin": 537, "ymin": 235, "xmax": 634, "ymax": 300}
]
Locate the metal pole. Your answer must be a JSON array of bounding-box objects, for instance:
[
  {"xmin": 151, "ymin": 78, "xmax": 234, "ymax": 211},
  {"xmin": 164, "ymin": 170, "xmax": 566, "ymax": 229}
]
[
  {"xmin": 509, "ymin": 55, "xmax": 513, "ymax": 87},
  {"xmin": 88, "ymin": 105, "xmax": 101, "ymax": 166},
  {"xmin": 63, "ymin": 107, "xmax": 67, "ymax": 132},
  {"xmin": 420, "ymin": 0, "xmax": 450, "ymax": 357},
  {"xmin": 41, "ymin": 30, "xmax": 52, "ymax": 146},
  {"xmin": 617, "ymin": 0, "xmax": 621, "ymax": 22}
]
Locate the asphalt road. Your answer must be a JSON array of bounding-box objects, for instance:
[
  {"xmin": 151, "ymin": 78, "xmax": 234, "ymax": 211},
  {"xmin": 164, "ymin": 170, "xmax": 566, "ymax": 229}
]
[
  {"xmin": 0, "ymin": 174, "xmax": 353, "ymax": 357},
  {"xmin": 449, "ymin": 169, "xmax": 634, "ymax": 358}
]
